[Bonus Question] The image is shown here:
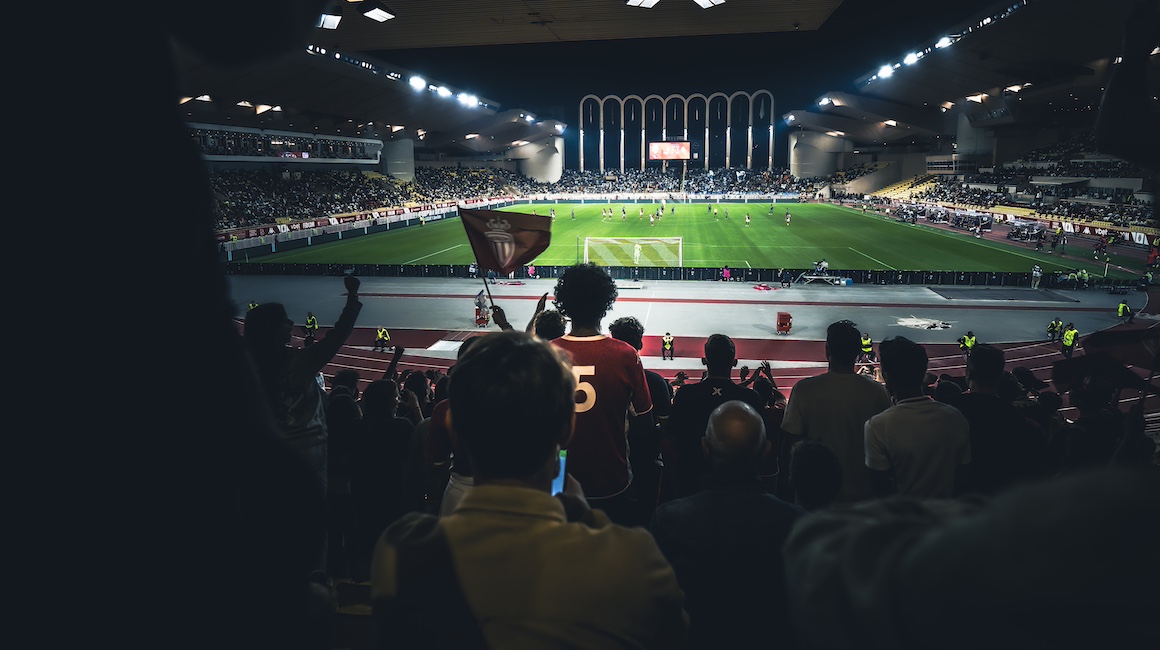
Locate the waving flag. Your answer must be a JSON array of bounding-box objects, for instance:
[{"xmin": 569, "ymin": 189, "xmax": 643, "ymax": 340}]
[{"xmin": 459, "ymin": 207, "xmax": 551, "ymax": 276}]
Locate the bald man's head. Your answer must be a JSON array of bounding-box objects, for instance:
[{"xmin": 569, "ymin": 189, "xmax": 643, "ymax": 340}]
[{"xmin": 704, "ymin": 400, "xmax": 768, "ymax": 469}]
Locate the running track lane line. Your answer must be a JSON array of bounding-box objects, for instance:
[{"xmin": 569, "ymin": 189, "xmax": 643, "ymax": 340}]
[{"xmin": 847, "ymin": 247, "xmax": 897, "ymax": 270}]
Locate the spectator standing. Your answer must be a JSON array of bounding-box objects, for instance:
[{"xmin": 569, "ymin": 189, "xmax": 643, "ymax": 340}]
[
  {"xmin": 609, "ymin": 316, "xmax": 674, "ymax": 524},
  {"xmin": 782, "ymin": 321, "xmax": 892, "ymax": 504},
  {"xmin": 865, "ymin": 337, "xmax": 972, "ymax": 499},
  {"xmin": 666, "ymin": 334, "xmax": 765, "ymax": 499},
  {"xmin": 372, "ymin": 332, "xmax": 687, "ymax": 648},
  {"xmin": 948, "ymin": 345, "xmax": 1045, "ymax": 496},
  {"xmin": 244, "ymin": 275, "xmax": 363, "ymax": 495},
  {"xmin": 650, "ymin": 401, "xmax": 804, "ymax": 650},
  {"xmin": 1031, "ymin": 264, "xmax": 1043, "ymax": 289},
  {"xmin": 550, "ymin": 263, "xmax": 653, "ymax": 525}
]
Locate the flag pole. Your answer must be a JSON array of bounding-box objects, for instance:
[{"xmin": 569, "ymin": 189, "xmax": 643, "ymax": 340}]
[{"xmin": 481, "ymin": 274, "xmax": 495, "ymax": 306}]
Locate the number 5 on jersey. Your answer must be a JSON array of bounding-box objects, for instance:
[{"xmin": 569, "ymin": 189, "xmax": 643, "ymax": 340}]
[{"xmin": 572, "ymin": 365, "xmax": 596, "ymax": 413}]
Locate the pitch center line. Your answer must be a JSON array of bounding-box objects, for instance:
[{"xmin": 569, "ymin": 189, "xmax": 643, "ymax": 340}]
[
  {"xmin": 847, "ymin": 247, "xmax": 897, "ymax": 270},
  {"xmin": 404, "ymin": 244, "xmax": 462, "ymax": 264}
]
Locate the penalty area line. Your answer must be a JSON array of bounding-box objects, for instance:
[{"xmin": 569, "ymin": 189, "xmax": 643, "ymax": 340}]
[{"xmin": 847, "ymin": 247, "xmax": 897, "ymax": 270}]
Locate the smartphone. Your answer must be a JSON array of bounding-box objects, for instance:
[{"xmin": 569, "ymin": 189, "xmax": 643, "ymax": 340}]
[{"xmin": 551, "ymin": 449, "xmax": 567, "ymax": 495}]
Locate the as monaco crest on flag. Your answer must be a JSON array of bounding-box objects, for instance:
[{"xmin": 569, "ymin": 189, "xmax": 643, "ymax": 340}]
[{"xmin": 459, "ymin": 207, "xmax": 551, "ymax": 276}]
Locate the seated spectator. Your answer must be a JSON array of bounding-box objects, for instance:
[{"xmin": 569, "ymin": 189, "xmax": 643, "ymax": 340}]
[
  {"xmin": 788, "ymin": 440, "xmax": 843, "ymax": 511},
  {"xmin": 372, "ymin": 331, "xmax": 687, "ymax": 648},
  {"xmin": 650, "ymin": 400, "xmax": 804, "ymax": 649}
]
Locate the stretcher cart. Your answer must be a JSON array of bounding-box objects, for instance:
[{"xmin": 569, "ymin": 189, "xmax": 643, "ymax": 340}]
[{"xmin": 776, "ymin": 312, "xmax": 792, "ymax": 335}]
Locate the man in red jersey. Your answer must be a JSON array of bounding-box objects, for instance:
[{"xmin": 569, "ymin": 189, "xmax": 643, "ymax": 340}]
[{"xmin": 551, "ymin": 263, "xmax": 653, "ymax": 526}]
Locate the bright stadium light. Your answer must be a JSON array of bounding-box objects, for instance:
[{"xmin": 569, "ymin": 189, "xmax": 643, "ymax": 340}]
[
  {"xmin": 884, "ymin": 119, "xmax": 897, "ymax": 127},
  {"xmin": 361, "ymin": 2, "xmax": 395, "ymax": 22},
  {"xmin": 408, "ymin": 76, "xmax": 425, "ymax": 90},
  {"xmin": 317, "ymin": 4, "xmax": 342, "ymax": 29},
  {"xmin": 877, "ymin": 65, "xmax": 894, "ymax": 78},
  {"xmin": 693, "ymin": 0, "xmax": 725, "ymax": 8},
  {"xmin": 436, "ymin": 86, "xmax": 452, "ymax": 97},
  {"xmin": 818, "ymin": 97, "xmax": 831, "ymax": 106},
  {"xmin": 626, "ymin": 0, "xmax": 661, "ymax": 6},
  {"xmin": 457, "ymin": 92, "xmax": 477, "ymax": 107},
  {"xmin": 935, "ymin": 36, "xmax": 953, "ymax": 48},
  {"xmin": 903, "ymin": 52, "xmax": 920, "ymax": 65}
]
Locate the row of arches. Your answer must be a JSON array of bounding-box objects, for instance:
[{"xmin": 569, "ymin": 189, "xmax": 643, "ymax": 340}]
[{"xmin": 578, "ymin": 91, "xmax": 775, "ymax": 173}]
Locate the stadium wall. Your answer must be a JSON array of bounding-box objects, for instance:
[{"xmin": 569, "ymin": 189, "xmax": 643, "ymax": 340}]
[
  {"xmin": 517, "ymin": 136, "xmax": 564, "ymax": 183},
  {"xmin": 383, "ymin": 139, "xmax": 415, "ymax": 182},
  {"xmin": 788, "ymin": 132, "xmax": 852, "ymax": 178}
]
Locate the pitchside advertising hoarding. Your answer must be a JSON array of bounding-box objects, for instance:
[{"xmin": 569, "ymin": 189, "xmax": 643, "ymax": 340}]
[{"xmin": 648, "ymin": 141, "xmax": 691, "ymax": 160}]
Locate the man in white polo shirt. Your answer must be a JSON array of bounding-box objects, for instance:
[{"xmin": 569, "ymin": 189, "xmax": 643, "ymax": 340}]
[{"xmin": 865, "ymin": 336, "xmax": 971, "ymax": 499}]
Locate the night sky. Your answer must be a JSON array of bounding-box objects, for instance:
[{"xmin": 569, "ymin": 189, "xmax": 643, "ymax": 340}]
[{"xmin": 375, "ymin": 1, "xmax": 984, "ymax": 130}]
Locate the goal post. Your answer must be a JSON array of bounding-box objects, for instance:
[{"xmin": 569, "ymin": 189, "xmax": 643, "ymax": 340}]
[{"xmin": 583, "ymin": 236, "xmax": 683, "ymax": 267}]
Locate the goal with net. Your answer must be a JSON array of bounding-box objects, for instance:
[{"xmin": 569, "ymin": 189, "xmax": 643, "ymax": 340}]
[{"xmin": 583, "ymin": 237, "xmax": 683, "ymax": 267}]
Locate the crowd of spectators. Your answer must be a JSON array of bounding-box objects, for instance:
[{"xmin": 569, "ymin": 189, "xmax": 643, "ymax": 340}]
[
  {"xmin": 1034, "ymin": 197, "xmax": 1155, "ymax": 227},
  {"xmin": 210, "ymin": 165, "xmax": 821, "ymax": 231},
  {"xmin": 255, "ymin": 266, "xmax": 1157, "ymax": 649},
  {"xmin": 913, "ymin": 179, "xmax": 1021, "ymax": 209},
  {"xmin": 209, "ymin": 169, "xmax": 424, "ymax": 229},
  {"xmin": 191, "ymin": 126, "xmax": 378, "ymax": 161}
]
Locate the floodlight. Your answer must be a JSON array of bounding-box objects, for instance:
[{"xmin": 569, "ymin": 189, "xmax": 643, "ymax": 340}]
[
  {"xmin": 318, "ymin": 4, "xmax": 342, "ymax": 29},
  {"xmin": 457, "ymin": 93, "xmax": 477, "ymax": 107},
  {"xmin": 626, "ymin": 0, "xmax": 661, "ymax": 6},
  {"xmin": 818, "ymin": 97, "xmax": 831, "ymax": 106},
  {"xmin": 785, "ymin": 114, "xmax": 795, "ymax": 123},
  {"xmin": 526, "ymin": 114, "xmax": 535, "ymax": 122},
  {"xmin": 361, "ymin": 2, "xmax": 395, "ymax": 22},
  {"xmin": 436, "ymin": 86, "xmax": 451, "ymax": 97},
  {"xmin": 884, "ymin": 120, "xmax": 897, "ymax": 127},
  {"xmin": 877, "ymin": 65, "xmax": 894, "ymax": 78},
  {"xmin": 408, "ymin": 76, "xmax": 426, "ymax": 90},
  {"xmin": 903, "ymin": 52, "xmax": 920, "ymax": 65},
  {"xmin": 692, "ymin": 0, "xmax": 725, "ymax": 8},
  {"xmin": 935, "ymin": 37, "xmax": 952, "ymax": 48}
]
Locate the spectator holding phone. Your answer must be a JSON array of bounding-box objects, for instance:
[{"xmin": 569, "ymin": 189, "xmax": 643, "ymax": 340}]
[{"xmin": 372, "ymin": 331, "xmax": 687, "ymax": 648}]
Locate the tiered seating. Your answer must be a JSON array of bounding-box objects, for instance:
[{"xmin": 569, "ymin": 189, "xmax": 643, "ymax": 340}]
[{"xmin": 873, "ymin": 174, "xmax": 936, "ymax": 200}]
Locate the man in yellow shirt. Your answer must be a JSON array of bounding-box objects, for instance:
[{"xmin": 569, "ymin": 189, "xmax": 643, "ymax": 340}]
[
  {"xmin": 374, "ymin": 326, "xmax": 391, "ymax": 353},
  {"xmin": 1061, "ymin": 324, "xmax": 1080, "ymax": 358},
  {"xmin": 371, "ymin": 332, "xmax": 687, "ymax": 648}
]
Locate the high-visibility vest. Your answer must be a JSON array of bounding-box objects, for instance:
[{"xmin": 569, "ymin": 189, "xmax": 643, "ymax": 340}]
[
  {"xmin": 377, "ymin": 328, "xmax": 390, "ymax": 341},
  {"xmin": 1062, "ymin": 329, "xmax": 1077, "ymax": 346},
  {"xmin": 1118, "ymin": 303, "xmax": 1131, "ymax": 317},
  {"xmin": 962, "ymin": 335, "xmax": 976, "ymax": 349},
  {"xmin": 861, "ymin": 337, "xmax": 873, "ymax": 353},
  {"xmin": 248, "ymin": 301, "xmax": 258, "ymax": 310},
  {"xmin": 305, "ymin": 315, "xmax": 318, "ymax": 331},
  {"xmin": 662, "ymin": 335, "xmax": 674, "ymax": 350},
  {"xmin": 1048, "ymin": 320, "xmax": 1061, "ymax": 333}
]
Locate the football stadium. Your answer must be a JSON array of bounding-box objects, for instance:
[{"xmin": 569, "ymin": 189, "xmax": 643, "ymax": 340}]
[{"xmin": 44, "ymin": 0, "xmax": 1159, "ymax": 647}]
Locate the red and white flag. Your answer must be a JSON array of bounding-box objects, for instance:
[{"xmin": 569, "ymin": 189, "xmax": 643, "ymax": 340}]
[{"xmin": 459, "ymin": 208, "xmax": 551, "ymax": 276}]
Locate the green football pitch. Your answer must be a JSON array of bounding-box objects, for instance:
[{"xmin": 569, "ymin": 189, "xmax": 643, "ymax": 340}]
[{"xmin": 246, "ymin": 202, "xmax": 1140, "ymax": 278}]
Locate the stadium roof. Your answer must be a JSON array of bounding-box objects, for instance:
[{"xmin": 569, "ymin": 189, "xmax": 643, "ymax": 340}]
[
  {"xmin": 176, "ymin": 0, "xmax": 1154, "ymax": 159},
  {"xmin": 174, "ymin": 0, "xmax": 845, "ymax": 157},
  {"xmin": 781, "ymin": 0, "xmax": 1154, "ymax": 148}
]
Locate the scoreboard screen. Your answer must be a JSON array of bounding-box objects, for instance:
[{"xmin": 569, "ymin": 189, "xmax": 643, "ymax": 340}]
[{"xmin": 648, "ymin": 141, "xmax": 691, "ymax": 160}]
